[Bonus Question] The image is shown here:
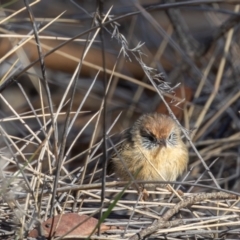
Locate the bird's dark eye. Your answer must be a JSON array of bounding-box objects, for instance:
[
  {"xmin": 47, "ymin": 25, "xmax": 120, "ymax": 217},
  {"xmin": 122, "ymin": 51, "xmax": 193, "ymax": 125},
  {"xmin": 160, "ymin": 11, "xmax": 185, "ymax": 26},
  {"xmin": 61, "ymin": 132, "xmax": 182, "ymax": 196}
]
[
  {"xmin": 168, "ymin": 132, "xmax": 173, "ymax": 139},
  {"xmin": 141, "ymin": 131, "xmax": 157, "ymax": 149},
  {"xmin": 146, "ymin": 135, "xmax": 155, "ymax": 142},
  {"xmin": 168, "ymin": 132, "xmax": 178, "ymax": 145},
  {"xmin": 141, "ymin": 130, "xmax": 155, "ymax": 140}
]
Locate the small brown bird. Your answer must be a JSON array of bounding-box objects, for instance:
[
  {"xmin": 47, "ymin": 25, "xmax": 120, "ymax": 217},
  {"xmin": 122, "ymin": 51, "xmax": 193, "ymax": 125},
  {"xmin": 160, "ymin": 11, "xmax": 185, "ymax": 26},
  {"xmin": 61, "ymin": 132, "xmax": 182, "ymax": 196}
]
[{"xmin": 110, "ymin": 113, "xmax": 188, "ymax": 190}]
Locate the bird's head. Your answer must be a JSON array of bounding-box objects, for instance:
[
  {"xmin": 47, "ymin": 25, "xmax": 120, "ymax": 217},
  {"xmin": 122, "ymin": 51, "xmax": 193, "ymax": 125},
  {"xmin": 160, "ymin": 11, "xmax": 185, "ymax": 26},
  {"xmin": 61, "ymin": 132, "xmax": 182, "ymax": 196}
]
[{"xmin": 130, "ymin": 113, "xmax": 180, "ymax": 150}]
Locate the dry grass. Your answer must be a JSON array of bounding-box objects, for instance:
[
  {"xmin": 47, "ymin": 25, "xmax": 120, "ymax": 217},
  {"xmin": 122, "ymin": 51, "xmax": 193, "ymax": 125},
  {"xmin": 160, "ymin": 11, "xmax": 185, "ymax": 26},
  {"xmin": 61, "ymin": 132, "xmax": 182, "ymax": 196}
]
[{"xmin": 0, "ymin": 0, "xmax": 240, "ymax": 239}]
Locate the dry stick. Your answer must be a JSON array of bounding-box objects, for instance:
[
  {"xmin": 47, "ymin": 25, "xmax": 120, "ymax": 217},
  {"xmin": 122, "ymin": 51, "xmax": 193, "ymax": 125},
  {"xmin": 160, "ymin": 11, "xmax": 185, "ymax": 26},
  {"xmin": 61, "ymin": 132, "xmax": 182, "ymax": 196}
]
[
  {"xmin": 193, "ymin": 4, "xmax": 240, "ymax": 141},
  {"xmin": 194, "ymin": 132, "xmax": 240, "ymax": 146},
  {"xmin": 200, "ymin": 138, "xmax": 240, "ymax": 155},
  {"xmin": 196, "ymin": 90, "xmax": 240, "ymax": 140},
  {"xmin": 5, "ymin": 40, "xmax": 52, "ymax": 174},
  {"xmin": 159, "ymin": 164, "xmax": 192, "ymax": 217},
  {"xmin": 93, "ymin": 12, "xmax": 109, "ymax": 229},
  {"xmin": 0, "ymin": 58, "xmax": 19, "ymax": 84},
  {"xmin": 15, "ymin": 82, "xmax": 49, "ymax": 162},
  {"xmin": 172, "ymin": 15, "xmax": 229, "ymax": 132},
  {"xmin": 14, "ymin": 180, "xmax": 240, "ymax": 201},
  {"xmin": 76, "ymin": 159, "xmax": 99, "ymax": 212},
  {"xmin": 0, "ymin": 12, "xmax": 65, "ymax": 65},
  {"xmin": 74, "ymin": 85, "xmax": 105, "ymax": 208},
  {"xmin": 0, "ymin": 95, "xmax": 44, "ymax": 146},
  {"xmin": 145, "ymin": 218, "xmax": 240, "ymax": 237},
  {"xmin": 64, "ymin": 80, "xmax": 99, "ymax": 167},
  {"xmin": 97, "ymin": 8, "xmax": 115, "ymax": 225},
  {"xmin": 123, "ymin": 192, "xmax": 145, "ymax": 238},
  {"xmin": 135, "ymin": 2, "xmax": 200, "ymax": 77},
  {"xmin": 71, "ymin": 62, "xmax": 101, "ymax": 212},
  {"xmin": 188, "ymin": 158, "xmax": 219, "ymax": 193},
  {"xmin": 203, "ymin": 142, "xmax": 240, "ymax": 160},
  {"xmin": 58, "ymin": 114, "xmax": 122, "ymax": 183},
  {"xmin": 125, "ymin": 25, "xmax": 173, "ymax": 124},
  {"xmin": 2, "ymin": 117, "xmax": 56, "ymax": 183},
  {"xmin": 129, "ymin": 192, "xmax": 238, "ymax": 240},
  {"xmin": 108, "ymin": 138, "xmax": 142, "ymax": 193},
  {"xmin": 3, "ymin": 28, "xmax": 48, "ymax": 102},
  {"xmin": 80, "ymin": 189, "xmax": 160, "ymax": 220},
  {"xmin": 65, "ymin": 112, "xmax": 121, "ymax": 184},
  {"xmin": 23, "ymin": 2, "xmax": 53, "ymax": 183},
  {"xmin": 0, "ymin": 125, "xmax": 34, "ymax": 213},
  {"xmin": 188, "ymin": 51, "xmax": 216, "ymax": 120},
  {"xmin": 111, "ymin": 19, "xmax": 147, "ymax": 127},
  {"xmin": 58, "ymin": 113, "xmax": 100, "ymax": 211},
  {"xmin": 197, "ymin": 93, "xmax": 240, "ymax": 141},
  {"xmin": 0, "ymin": 0, "xmax": 40, "ymax": 26},
  {"xmin": 54, "ymin": 180, "xmax": 240, "ymax": 197},
  {"xmin": 199, "ymin": 133, "xmax": 240, "ymax": 151},
  {"xmin": 163, "ymin": 0, "xmax": 202, "ymax": 57},
  {"xmin": 204, "ymin": 5, "xmax": 240, "ymax": 55},
  {"xmin": 182, "ymin": 84, "xmax": 190, "ymax": 131},
  {"xmin": 107, "ymin": 14, "xmax": 137, "ymax": 103},
  {"xmin": 0, "ymin": 33, "xmax": 92, "ymax": 42},
  {"xmin": 0, "ymin": 94, "xmax": 56, "ymax": 183},
  {"xmin": 14, "ymin": 68, "xmax": 52, "ymax": 226},
  {"xmin": 1, "ymin": 112, "xmax": 79, "ymax": 122},
  {"xmin": 222, "ymin": 197, "xmax": 240, "ymax": 218}
]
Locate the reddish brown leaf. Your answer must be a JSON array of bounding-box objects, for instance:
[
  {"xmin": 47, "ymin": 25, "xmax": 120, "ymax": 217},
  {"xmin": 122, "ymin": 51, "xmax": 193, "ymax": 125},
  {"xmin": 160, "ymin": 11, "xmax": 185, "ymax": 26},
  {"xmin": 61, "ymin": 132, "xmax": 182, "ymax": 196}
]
[{"xmin": 28, "ymin": 213, "xmax": 108, "ymax": 238}]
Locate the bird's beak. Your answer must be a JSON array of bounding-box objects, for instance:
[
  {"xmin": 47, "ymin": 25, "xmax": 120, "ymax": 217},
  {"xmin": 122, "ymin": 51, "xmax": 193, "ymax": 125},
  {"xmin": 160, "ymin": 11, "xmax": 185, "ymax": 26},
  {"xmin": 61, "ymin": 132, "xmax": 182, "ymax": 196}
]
[{"xmin": 158, "ymin": 139, "xmax": 167, "ymax": 147}]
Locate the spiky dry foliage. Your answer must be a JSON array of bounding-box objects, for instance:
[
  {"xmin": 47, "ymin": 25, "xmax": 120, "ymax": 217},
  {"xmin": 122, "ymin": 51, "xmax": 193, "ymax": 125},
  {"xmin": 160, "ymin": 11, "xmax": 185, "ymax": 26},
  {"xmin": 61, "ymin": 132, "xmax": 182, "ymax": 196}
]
[{"xmin": 0, "ymin": 0, "xmax": 240, "ymax": 239}]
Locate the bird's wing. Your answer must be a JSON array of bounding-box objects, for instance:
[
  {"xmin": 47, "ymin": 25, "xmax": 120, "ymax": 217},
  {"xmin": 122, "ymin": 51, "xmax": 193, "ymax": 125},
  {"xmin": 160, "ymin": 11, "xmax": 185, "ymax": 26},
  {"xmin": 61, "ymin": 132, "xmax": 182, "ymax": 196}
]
[{"xmin": 107, "ymin": 139, "xmax": 129, "ymax": 174}]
